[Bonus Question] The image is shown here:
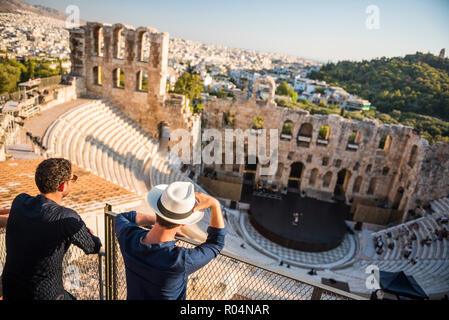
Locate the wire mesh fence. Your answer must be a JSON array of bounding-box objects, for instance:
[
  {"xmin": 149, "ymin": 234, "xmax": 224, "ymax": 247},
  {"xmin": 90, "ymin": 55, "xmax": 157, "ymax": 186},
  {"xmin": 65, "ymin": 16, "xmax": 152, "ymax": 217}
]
[
  {"xmin": 0, "ymin": 227, "xmax": 104, "ymax": 300},
  {"xmin": 104, "ymin": 211, "xmax": 362, "ymax": 301},
  {"xmin": 0, "ymin": 210, "xmax": 362, "ymax": 301}
]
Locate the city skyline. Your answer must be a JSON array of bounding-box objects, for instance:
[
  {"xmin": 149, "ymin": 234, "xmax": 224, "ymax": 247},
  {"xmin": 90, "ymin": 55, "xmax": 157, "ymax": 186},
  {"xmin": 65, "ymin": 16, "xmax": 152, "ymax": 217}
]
[{"xmin": 24, "ymin": 0, "xmax": 449, "ymax": 63}]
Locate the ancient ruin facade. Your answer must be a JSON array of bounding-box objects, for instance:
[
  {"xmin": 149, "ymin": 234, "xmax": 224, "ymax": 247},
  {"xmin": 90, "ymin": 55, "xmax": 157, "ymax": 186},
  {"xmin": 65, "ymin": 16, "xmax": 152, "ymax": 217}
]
[
  {"xmin": 69, "ymin": 22, "xmax": 449, "ymax": 223},
  {"xmin": 203, "ymin": 77, "xmax": 449, "ymax": 222},
  {"xmin": 69, "ymin": 22, "xmax": 199, "ymax": 139}
]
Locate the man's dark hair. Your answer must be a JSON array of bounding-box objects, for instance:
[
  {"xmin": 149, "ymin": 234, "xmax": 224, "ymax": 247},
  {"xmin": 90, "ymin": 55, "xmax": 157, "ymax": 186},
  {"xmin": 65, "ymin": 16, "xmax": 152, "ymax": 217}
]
[
  {"xmin": 35, "ymin": 158, "xmax": 72, "ymax": 194},
  {"xmin": 156, "ymin": 214, "xmax": 180, "ymax": 229}
]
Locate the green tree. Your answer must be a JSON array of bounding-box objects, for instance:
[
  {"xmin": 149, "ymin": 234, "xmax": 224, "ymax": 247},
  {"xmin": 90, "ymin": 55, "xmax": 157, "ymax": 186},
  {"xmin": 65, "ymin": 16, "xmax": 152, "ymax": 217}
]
[
  {"xmin": 276, "ymin": 81, "xmax": 297, "ymax": 102},
  {"xmin": 174, "ymin": 71, "xmax": 204, "ymax": 113}
]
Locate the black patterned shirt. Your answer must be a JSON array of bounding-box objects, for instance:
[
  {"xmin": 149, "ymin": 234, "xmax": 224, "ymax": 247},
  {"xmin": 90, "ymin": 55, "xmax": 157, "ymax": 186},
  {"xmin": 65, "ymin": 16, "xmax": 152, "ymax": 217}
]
[{"xmin": 2, "ymin": 193, "xmax": 102, "ymax": 300}]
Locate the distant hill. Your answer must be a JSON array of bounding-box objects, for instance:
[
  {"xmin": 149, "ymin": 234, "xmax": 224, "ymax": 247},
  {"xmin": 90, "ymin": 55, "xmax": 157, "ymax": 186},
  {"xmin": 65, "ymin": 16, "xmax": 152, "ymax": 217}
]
[
  {"xmin": 0, "ymin": 0, "xmax": 68, "ymax": 21},
  {"xmin": 309, "ymin": 52, "xmax": 449, "ymax": 122}
]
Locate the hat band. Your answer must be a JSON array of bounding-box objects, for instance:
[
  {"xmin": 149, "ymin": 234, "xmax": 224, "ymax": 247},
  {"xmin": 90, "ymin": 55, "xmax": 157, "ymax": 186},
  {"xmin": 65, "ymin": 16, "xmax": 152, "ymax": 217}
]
[{"xmin": 157, "ymin": 197, "xmax": 195, "ymax": 220}]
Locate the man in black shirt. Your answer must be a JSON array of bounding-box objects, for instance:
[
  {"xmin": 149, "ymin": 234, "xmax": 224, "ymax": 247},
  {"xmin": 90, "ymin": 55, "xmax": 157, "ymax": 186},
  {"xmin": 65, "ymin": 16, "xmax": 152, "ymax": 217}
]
[{"xmin": 2, "ymin": 158, "xmax": 102, "ymax": 300}]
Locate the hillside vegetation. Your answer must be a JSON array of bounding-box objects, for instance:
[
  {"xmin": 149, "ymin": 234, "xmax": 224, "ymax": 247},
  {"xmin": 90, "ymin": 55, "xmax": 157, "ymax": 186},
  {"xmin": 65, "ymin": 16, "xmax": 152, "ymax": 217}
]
[{"xmin": 308, "ymin": 52, "xmax": 449, "ymax": 144}]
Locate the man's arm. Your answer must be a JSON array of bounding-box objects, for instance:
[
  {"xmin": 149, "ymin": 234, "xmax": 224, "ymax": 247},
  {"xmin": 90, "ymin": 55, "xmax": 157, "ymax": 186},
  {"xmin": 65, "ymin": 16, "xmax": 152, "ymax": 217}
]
[
  {"xmin": 184, "ymin": 193, "xmax": 226, "ymax": 275},
  {"xmin": 62, "ymin": 212, "xmax": 102, "ymax": 254},
  {"xmin": 194, "ymin": 192, "xmax": 225, "ymax": 229},
  {"xmin": 115, "ymin": 210, "xmax": 155, "ymax": 236}
]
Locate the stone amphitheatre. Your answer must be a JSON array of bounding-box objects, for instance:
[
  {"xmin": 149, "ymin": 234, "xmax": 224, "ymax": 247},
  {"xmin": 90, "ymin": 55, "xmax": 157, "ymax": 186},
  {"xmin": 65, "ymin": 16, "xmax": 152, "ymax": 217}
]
[{"xmin": 1, "ymin": 21, "xmax": 449, "ymax": 299}]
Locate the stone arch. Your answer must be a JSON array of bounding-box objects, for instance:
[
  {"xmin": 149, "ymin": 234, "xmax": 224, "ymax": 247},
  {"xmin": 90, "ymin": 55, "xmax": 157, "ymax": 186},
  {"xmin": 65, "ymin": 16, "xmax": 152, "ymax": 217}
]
[
  {"xmin": 112, "ymin": 24, "xmax": 125, "ymax": 59},
  {"xmin": 317, "ymin": 125, "xmax": 330, "ymax": 145},
  {"xmin": 323, "ymin": 171, "xmax": 333, "ymax": 188},
  {"xmin": 347, "ymin": 130, "xmax": 361, "ymax": 151},
  {"xmin": 297, "ymin": 123, "xmax": 313, "ymax": 147},
  {"xmin": 93, "ymin": 25, "xmax": 104, "ymax": 57},
  {"xmin": 251, "ymin": 76, "xmax": 275, "ymax": 104},
  {"xmin": 334, "ymin": 169, "xmax": 352, "ymax": 197},
  {"xmin": 92, "ymin": 66, "xmax": 103, "ymax": 85},
  {"xmin": 367, "ymin": 177, "xmax": 377, "ymax": 195},
  {"xmin": 378, "ymin": 134, "xmax": 392, "ymax": 153},
  {"xmin": 136, "ymin": 27, "xmax": 150, "ymax": 62},
  {"xmin": 288, "ymin": 161, "xmax": 304, "ymax": 192},
  {"xmin": 309, "ymin": 168, "xmax": 318, "ymax": 186},
  {"xmin": 136, "ymin": 70, "xmax": 148, "ymax": 91},
  {"xmin": 352, "ymin": 176, "xmax": 362, "ymax": 193},
  {"xmin": 280, "ymin": 120, "xmax": 293, "ymax": 140},
  {"xmin": 113, "ymin": 68, "xmax": 125, "ymax": 88},
  {"xmin": 408, "ymin": 145, "xmax": 418, "ymax": 168}
]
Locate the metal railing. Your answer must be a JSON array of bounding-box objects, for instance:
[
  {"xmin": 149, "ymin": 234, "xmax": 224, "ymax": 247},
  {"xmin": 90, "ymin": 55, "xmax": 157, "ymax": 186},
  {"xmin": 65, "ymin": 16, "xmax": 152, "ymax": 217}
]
[
  {"xmin": 0, "ymin": 206, "xmax": 365, "ymax": 300},
  {"xmin": 103, "ymin": 206, "xmax": 365, "ymax": 300}
]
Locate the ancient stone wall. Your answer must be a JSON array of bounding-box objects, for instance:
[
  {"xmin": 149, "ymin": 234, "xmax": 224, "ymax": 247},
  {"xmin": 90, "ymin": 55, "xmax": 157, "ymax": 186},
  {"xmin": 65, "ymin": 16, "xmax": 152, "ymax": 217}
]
[
  {"xmin": 69, "ymin": 22, "xmax": 198, "ymax": 139},
  {"xmin": 203, "ymin": 76, "xmax": 447, "ymax": 221},
  {"xmin": 69, "ymin": 22, "xmax": 449, "ymax": 222}
]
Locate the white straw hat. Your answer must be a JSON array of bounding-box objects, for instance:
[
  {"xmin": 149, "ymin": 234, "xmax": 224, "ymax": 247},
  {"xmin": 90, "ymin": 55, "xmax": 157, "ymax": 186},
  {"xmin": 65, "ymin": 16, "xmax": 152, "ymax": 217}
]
[{"xmin": 146, "ymin": 181, "xmax": 204, "ymax": 225}]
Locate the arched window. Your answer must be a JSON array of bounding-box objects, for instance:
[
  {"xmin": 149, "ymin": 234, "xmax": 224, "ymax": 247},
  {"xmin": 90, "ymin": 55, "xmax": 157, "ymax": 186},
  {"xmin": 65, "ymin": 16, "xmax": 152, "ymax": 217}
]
[
  {"xmin": 309, "ymin": 168, "xmax": 318, "ymax": 186},
  {"xmin": 323, "ymin": 171, "xmax": 332, "ymax": 188},
  {"xmin": 93, "ymin": 66, "xmax": 103, "ymax": 85},
  {"xmin": 408, "ymin": 145, "xmax": 418, "ymax": 168},
  {"xmin": 137, "ymin": 30, "xmax": 150, "ymax": 62},
  {"xmin": 222, "ymin": 111, "xmax": 235, "ymax": 127},
  {"xmin": 382, "ymin": 166, "xmax": 390, "ymax": 176},
  {"xmin": 297, "ymin": 123, "xmax": 313, "ymax": 147},
  {"xmin": 113, "ymin": 27, "xmax": 125, "ymax": 59},
  {"xmin": 367, "ymin": 178, "xmax": 377, "ymax": 195},
  {"xmin": 378, "ymin": 135, "xmax": 392, "ymax": 153},
  {"xmin": 347, "ymin": 130, "xmax": 361, "ymax": 151},
  {"xmin": 317, "ymin": 125, "xmax": 330, "ymax": 145},
  {"xmin": 136, "ymin": 70, "xmax": 148, "ymax": 91},
  {"xmin": 93, "ymin": 26, "xmax": 104, "ymax": 57},
  {"xmin": 113, "ymin": 68, "xmax": 125, "ymax": 88},
  {"xmin": 280, "ymin": 120, "xmax": 293, "ymax": 140},
  {"xmin": 352, "ymin": 176, "xmax": 362, "ymax": 193},
  {"xmin": 251, "ymin": 116, "xmax": 264, "ymax": 134}
]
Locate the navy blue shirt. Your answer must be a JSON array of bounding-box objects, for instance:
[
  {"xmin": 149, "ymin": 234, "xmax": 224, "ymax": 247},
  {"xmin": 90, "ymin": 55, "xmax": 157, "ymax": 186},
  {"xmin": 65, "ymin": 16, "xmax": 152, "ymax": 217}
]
[{"xmin": 115, "ymin": 211, "xmax": 226, "ymax": 300}]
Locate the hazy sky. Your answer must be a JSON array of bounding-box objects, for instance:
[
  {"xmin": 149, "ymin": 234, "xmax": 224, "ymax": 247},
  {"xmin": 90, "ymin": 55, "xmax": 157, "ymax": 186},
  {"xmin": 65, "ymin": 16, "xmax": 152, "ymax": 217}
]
[{"xmin": 26, "ymin": 0, "xmax": 449, "ymax": 63}]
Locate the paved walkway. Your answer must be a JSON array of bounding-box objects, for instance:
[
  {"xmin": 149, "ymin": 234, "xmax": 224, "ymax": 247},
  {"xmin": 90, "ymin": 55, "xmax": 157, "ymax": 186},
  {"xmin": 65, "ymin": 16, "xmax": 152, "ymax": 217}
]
[{"xmin": 23, "ymin": 98, "xmax": 91, "ymax": 138}]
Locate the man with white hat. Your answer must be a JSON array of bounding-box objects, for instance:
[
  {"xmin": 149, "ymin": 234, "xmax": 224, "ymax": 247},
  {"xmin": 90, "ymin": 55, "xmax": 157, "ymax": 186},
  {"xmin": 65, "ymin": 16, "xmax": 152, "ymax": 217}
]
[{"xmin": 115, "ymin": 181, "xmax": 226, "ymax": 300}]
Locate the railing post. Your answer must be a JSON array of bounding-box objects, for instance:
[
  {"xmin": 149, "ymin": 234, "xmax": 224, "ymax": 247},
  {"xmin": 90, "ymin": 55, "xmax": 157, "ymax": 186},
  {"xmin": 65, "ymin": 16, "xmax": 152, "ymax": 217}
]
[
  {"xmin": 104, "ymin": 204, "xmax": 115, "ymax": 300},
  {"xmin": 98, "ymin": 252, "xmax": 104, "ymax": 300},
  {"xmin": 311, "ymin": 287, "xmax": 324, "ymax": 300}
]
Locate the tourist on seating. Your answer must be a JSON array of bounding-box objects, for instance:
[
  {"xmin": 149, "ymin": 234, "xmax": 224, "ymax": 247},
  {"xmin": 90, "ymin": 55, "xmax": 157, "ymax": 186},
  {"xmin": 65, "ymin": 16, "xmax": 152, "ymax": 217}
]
[
  {"xmin": 442, "ymin": 228, "xmax": 449, "ymax": 239},
  {"xmin": 387, "ymin": 241, "xmax": 395, "ymax": 250},
  {"xmin": 403, "ymin": 245, "xmax": 413, "ymax": 259},
  {"xmin": 0, "ymin": 206, "xmax": 9, "ymax": 229},
  {"xmin": 308, "ymin": 268, "xmax": 317, "ymax": 276},
  {"xmin": 375, "ymin": 247, "xmax": 384, "ymax": 255},
  {"xmin": 386, "ymin": 231, "xmax": 392, "ymax": 239},
  {"xmin": 410, "ymin": 233, "xmax": 417, "ymax": 241},
  {"xmin": 2, "ymin": 158, "xmax": 102, "ymax": 300},
  {"xmin": 437, "ymin": 216, "xmax": 448, "ymax": 225},
  {"xmin": 115, "ymin": 181, "xmax": 226, "ymax": 300}
]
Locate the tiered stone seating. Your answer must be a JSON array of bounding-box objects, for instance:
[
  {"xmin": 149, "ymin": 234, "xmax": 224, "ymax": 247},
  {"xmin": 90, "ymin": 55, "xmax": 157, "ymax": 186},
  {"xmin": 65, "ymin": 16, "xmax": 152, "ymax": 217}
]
[
  {"xmin": 42, "ymin": 99, "xmax": 159, "ymax": 196},
  {"xmin": 358, "ymin": 198, "xmax": 449, "ymax": 295}
]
